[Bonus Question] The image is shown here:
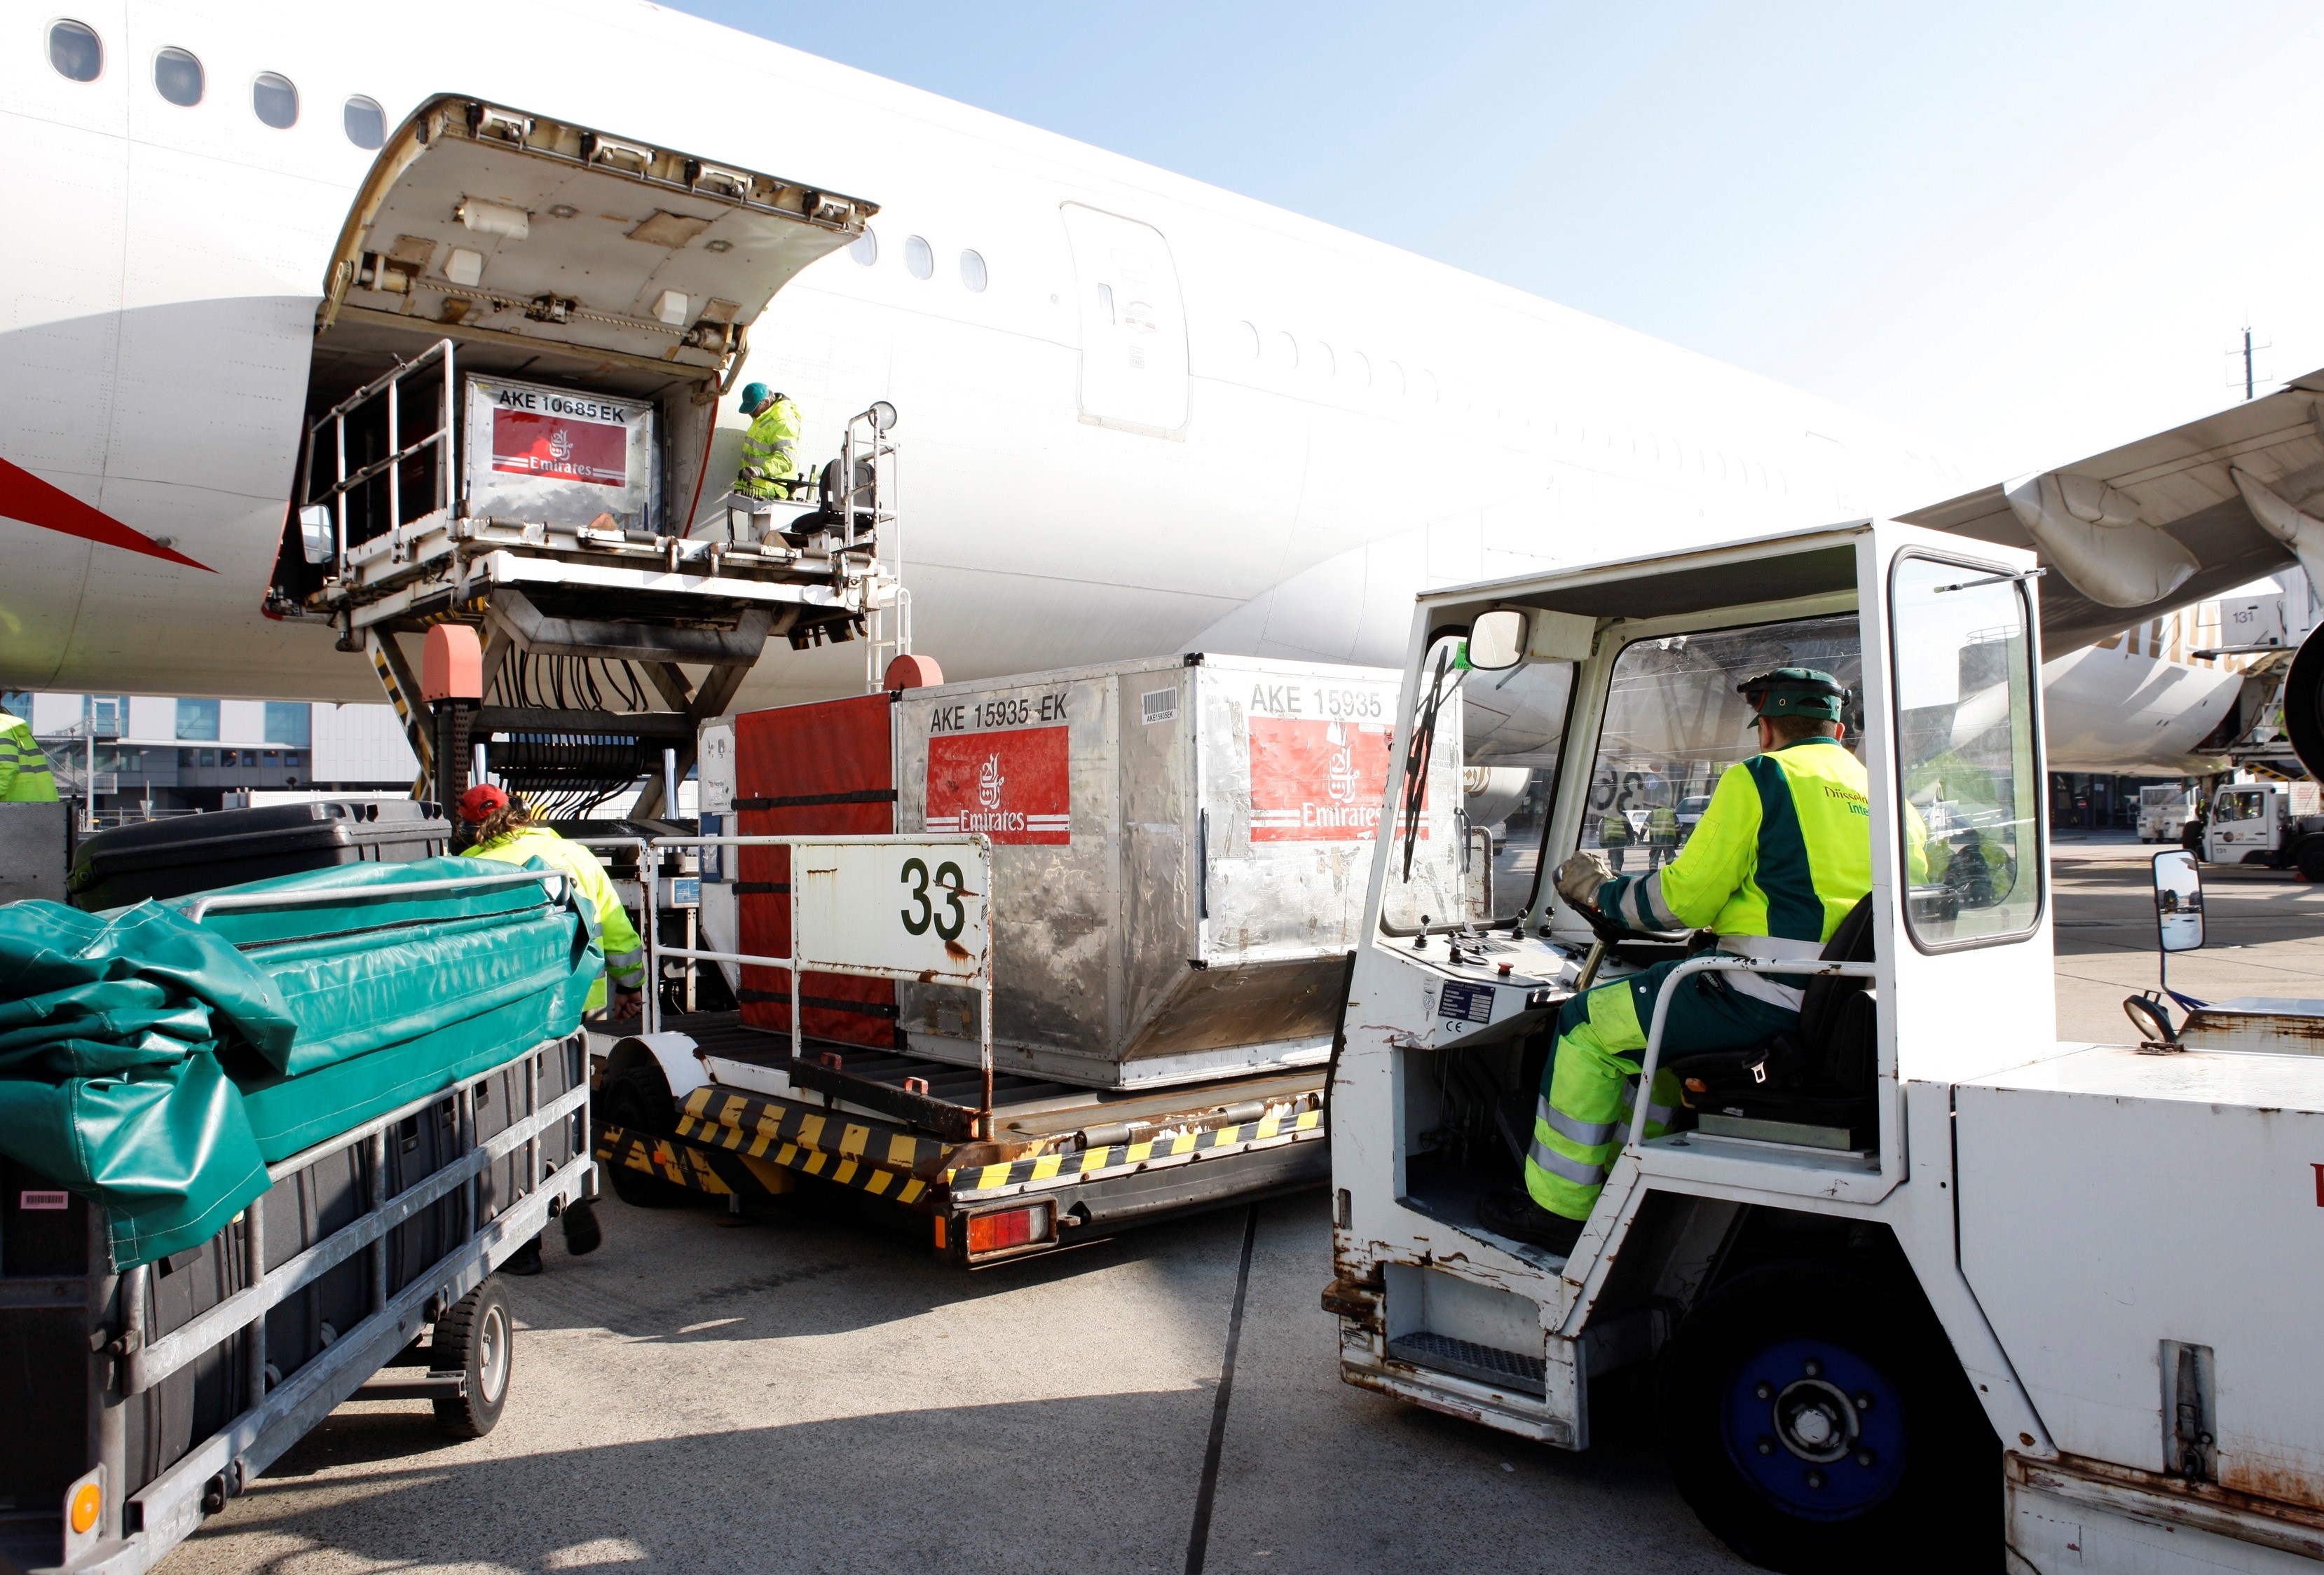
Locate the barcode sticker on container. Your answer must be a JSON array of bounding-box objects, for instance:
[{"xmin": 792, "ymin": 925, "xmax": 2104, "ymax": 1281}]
[
  {"xmin": 19, "ymin": 1190, "xmax": 68, "ymax": 1211},
  {"xmin": 1140, "ymin": 689, "xmax": 1178, "ymax": 725}
]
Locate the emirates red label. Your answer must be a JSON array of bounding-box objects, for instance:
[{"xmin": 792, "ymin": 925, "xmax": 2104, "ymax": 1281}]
[
  {"xmin": 926, "ymin": 727, "xmax": 1069, "ymax": 844},
  {"xmin": 1250, "ymin": 718, "xmax": 1393, "ymax": 841},
  {"xmin": 491, "ymin": 407, "xmax": 627, "ymax": 486}
]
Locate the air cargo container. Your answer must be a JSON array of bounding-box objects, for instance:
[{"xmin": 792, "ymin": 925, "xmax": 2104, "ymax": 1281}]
[{"xmin": 590, "ymin": 653, "xmax": 1472, "ymax": 1263}]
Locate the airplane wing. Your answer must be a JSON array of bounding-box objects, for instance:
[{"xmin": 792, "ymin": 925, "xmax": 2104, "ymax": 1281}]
[{"xmin": 1897, "ymin": 370, "xmax": 2324, "ymax": 652}]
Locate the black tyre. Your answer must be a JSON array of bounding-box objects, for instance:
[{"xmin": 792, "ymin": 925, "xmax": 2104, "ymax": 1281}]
[
  {"xmin": 2297, "ymin": 840, "xmax": 2324, "ymax": 884},
  {"xmin": 430, "ymin": 1278, "xmax": 513, "ymax": 1439},
  {"xmin": 596, "ymin": 1065, "xmax": 689, "ymax": 1209},
  {"xmin": 1657, "ymin": 1262, "xmax": 2000, "ymax": 1574}
]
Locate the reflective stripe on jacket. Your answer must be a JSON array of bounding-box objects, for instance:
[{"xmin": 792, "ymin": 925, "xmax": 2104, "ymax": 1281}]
[
  {"xmin": 0, "ymin": 713, "xmax": 58, "ymax": 803},
  {"xmin": 736, "ymin": 399, "xmax": 803, "ymax": 498},
  {"xmin": 462, "ymin": 825, "xmax": 645, "ymax": 1009},
  {"xmin": 1597, "ymin": 738, "xmax": 1879, "ymax": 1007}
]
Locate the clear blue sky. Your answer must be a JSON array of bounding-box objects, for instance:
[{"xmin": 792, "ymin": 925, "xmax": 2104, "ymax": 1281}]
[{"xmin": 678, "ymin": 1, "xmax": 2324, "ymax": 479}]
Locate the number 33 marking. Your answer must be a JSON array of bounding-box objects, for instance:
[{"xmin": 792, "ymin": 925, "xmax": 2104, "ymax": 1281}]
[{"xmin": 900, "ymin": 857, "xmax": 969, "ymax": 941}]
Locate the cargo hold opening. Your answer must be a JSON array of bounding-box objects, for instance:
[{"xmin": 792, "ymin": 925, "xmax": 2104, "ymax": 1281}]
[{"xmin": 270, "ymin": 94, "xmax": 876, "ymax": 605}]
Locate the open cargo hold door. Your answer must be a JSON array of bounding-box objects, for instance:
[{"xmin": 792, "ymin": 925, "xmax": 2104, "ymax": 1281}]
[{"xmin": 278, "ymin": 95, "xmax": 875, "ymax": 587}]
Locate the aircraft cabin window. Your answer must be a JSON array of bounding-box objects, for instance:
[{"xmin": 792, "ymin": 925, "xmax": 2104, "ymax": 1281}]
[
  {"xmin": 1238, "ymin": 321, "xmax": 1259, "ymax": 359},
  {"xmin": 1276, "ymin": 330, "xmax": 1298, "ymax": 369},
  {"xmin": 1351, "ymin": 350, "xmax": 1372, "ymax": 388},
  {"xmin": 153, "ymin": 46, "xmax": 202, "ymax": 105},
  {"xmin": 343, "ymin": 95, "xmax": 385, "ymax": 149},
  {"xmin": 1315, "ymin": 341, "xmax": 1337, "ymax": 381},
  {"xmin": 958, "ymin": 248, "xmax": 987, "ymax": 292},
  {"xmin": 252, "ymin": 71, "xmax": 298, "ymax": 129},
  {"xmin": 903, "ymin": 234, "xmax": 934, "ymax": 279},
  {"xmin": 1386, "ymin": 360, "xmax": 1405, "ymax": 397},
  {"xmin": 849, "ymin": 228, "xmax": 877, "ymax": 266},
  {"xmin": 48, "ymin": 19, "xmax": 101, "ymax": 81}
]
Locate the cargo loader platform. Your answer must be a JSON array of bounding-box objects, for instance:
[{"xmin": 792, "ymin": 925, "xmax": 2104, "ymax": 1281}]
[{"xmin": 592, "ymin": 1012, "xmax": 1327, "ymax": 1266}]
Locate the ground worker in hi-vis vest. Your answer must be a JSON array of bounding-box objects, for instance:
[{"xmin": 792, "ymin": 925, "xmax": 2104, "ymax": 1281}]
[
  {"xmin": 1598, "ymin": 807, "xmax": 1634, "ymax": 872},
  {"xmin": 1645, "ymin": 800, "xmax": 1680, "ymax": 868},
  {"xmin": 0, "ymin": 709, "xmax": 58, "ymax": 802},
  {"xmin": 456, "ymin": 784, "xmax": 645, "ymax": 1016},
  {"xmin": 733, "ymin": 382, "xmax": 802, "ymax": 502},
  {"xmin": 1477, "ymin": 669, "xmax": 1876, "ymax": 1253}
]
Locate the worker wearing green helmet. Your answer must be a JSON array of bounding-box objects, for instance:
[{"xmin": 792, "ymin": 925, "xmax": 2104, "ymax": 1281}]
[
  {"xmin": 734, "ymin": 382, "xmax": 803, "ymax": 501},
  {"xmin": 1479, "ymin": 669, "xmax": 1892, "ymax": 1254}
]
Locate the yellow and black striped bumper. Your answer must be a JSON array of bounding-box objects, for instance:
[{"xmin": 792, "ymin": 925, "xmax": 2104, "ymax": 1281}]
[
  {"xmin": 673, "ymin": 1086, "xmax": 937, "ymax": 1205},
  {"xmin": 945, "ymin": 1107, "xmax": 1324, "ymax": 1201},
  {"xmin": 600, "ymin": 1088, "xmax": 1327, "ymax": 1211}
]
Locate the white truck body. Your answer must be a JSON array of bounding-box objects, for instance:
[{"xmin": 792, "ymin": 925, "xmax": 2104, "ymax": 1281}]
[
  {"xmin": 2203, "ymin": 780, "xmax": 2324, "ymax": 871},
  {"xmin": 2138, "ymin": 784, "xmax": 2197, "ymax": 843},
  {"xmin": 1326, "ymin": 521, "xmax": 2324, "ymax": 1571}
]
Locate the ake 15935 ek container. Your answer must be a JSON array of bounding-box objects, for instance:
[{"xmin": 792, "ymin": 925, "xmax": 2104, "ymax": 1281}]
[{"xmin": 895, "ymin": 653, "xmax": 1463, "ymax": 1086}]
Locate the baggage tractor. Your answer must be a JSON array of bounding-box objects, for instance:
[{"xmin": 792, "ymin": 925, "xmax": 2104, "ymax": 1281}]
[{"xmin": 67, "ymin": 800, "xmax": 450, "ymax": 911}]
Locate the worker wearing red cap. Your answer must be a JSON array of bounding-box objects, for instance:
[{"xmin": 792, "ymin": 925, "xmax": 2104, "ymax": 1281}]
[{"xmin": 456, "ymin": 784, "xmax": 645, "ymax": 1017}]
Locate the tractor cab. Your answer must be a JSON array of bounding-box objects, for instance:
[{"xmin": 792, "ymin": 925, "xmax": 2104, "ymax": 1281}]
[{"xmin": 1330, "ymin": 519, "xmax": 2052, "ymax": 1567}]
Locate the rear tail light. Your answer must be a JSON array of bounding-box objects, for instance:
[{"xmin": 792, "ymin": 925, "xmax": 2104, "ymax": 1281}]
[{"xmin": 964, "ymin": 1200, "xmax": 1055, "ymax": 1259}]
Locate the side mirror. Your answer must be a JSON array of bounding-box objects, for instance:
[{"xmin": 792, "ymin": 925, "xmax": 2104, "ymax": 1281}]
[
  {"xmin": 1463, "ymin": 609, "xmax": 1529, "ymax": 672},
  {"xmin": 2153, "ymin": 847, "xmax": 2203, "ymax": 953},
  {"xmin": 299, "ymin": 504, "xmax": 334, "ymax": 565}
]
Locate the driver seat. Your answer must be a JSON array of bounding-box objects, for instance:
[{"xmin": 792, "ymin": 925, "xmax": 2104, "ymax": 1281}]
[{"xmin": 1662, "ymin": 894, "xmax": 1879, "ymax": 1151}]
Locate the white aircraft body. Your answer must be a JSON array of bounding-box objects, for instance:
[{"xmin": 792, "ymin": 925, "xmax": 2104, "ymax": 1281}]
[{"xmin": 0, "ymin": 1, "xmax": 2243, "ymax": 774}]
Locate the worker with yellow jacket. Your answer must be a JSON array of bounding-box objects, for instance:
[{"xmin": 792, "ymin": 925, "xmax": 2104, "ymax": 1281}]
[
  {"xmin": 0, "ymin": 708, "xmax": 58, "ymax": 802},
  {"xmin": 456, "ymin": 784, "xmax": 645, "ymax": 1017},
  {"xmin": 1479, "ymin": 670, "xmax": 1878, "ymax": 1254},
  {"xmin": 733, "ymin": 383, "xmax": 803, "ymax": 502}
]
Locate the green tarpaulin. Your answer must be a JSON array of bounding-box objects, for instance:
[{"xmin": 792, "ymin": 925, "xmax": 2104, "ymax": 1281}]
[{"xmin": 0, "ymin": 857, "xmax": 601, "ymax": 1268}]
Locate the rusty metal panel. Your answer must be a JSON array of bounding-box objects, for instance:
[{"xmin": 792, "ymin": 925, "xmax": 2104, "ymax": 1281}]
[
  {"xmin": 1957, "ymin": 1048, "xmax": 2324, "ymax": 1513},
  {"xmin": 892, "ymin": 654, "xmax": 1456, "ymax": 1088},
  {"xmin": 2179, "ymin": 1000, "xmax": 2324, "ymax": 1056}
]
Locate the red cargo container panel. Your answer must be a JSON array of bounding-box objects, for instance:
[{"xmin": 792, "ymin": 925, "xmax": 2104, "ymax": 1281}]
[{"xmin": 734, "ymin": 693, "xmax": 898, "ymax": 1046}]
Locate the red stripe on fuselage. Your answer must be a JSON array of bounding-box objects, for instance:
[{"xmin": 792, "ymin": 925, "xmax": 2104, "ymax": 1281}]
[{"xmin": 0, "ymin": 455, "xmax": 214, "ymax": 571}]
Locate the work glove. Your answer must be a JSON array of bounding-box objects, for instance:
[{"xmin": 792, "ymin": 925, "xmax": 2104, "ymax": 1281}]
[
  {"xmin": 739, "ymin": 465, "xmax": 763, "ymax": 482},
  {"xmin": 1554, "ymin": 850, "xmax": 1615, "ymax": 911}
]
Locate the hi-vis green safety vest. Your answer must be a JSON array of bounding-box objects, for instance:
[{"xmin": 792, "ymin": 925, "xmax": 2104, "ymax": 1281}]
[
  {"xmin": 736, "ymin": 399, "xmax": 802, "ymax": 499},
  {"xmin": 1598, "ymin": 737, "xmax": 1873, "ymax": 948},
  {"xmin": 0, "ymin": 711, "xmax": 58, "ymax": 803},
  {"xmin": 462, "ymin": 826, "xmax": 645, "ymax": 1011}
]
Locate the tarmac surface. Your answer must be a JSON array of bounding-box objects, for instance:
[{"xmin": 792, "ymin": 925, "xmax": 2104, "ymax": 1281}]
[{"xmin": 166, "ymin": 832, "xmax": 2322, "ymax": 1575}]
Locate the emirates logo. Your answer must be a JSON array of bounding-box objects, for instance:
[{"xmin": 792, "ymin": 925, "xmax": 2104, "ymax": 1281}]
[
  {"xmin": 548, "ymin": 426, "xmax": 573, "ymax": 463},
  {"xmin": 977, "ymin": 754, "xmax": 1006, "ymax": 810},
  {"xmin": 1325, "ymin": 721, "xmax": 1358, "ymax": 805}
]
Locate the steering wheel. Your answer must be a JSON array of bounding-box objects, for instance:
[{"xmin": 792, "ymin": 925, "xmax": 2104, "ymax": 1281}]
[{"xmin": 1569, "ymin": 898, "xmax": 1697, "ymax": 950}]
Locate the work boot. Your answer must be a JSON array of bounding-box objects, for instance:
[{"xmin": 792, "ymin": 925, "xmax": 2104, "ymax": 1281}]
[
  {"xmin": 1476, "ymin": 1187, "xmax": 1585, "ymax": 1255},
  {"xmin": 503, "ymin": 1235, "xmax": 545, "ymax": 1276}
]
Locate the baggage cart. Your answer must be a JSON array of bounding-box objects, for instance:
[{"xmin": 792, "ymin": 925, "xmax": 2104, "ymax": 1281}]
[{"xmin": 1, "ymin": 870, "xmax": 596, "ymax": 1575}]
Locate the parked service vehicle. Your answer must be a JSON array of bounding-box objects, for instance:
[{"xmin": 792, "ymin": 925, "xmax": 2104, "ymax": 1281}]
[
  {"xmin": 2197, "ymin": 779, "xmax": 2324, "ymax": 876},
  {"xmin": 2138, "ymin": 784, "xmax": 2197, "ymax": 844},
  {"xmin": 1324, "ymin": 521, "xmax": 2324, "ymax": 1571},
  {"xmin": 592, "ymin": 654, "xmax": 1463, "ymax": 1262}
]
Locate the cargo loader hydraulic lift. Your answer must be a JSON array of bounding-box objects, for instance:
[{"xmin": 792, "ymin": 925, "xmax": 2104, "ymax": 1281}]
[{"xmin": 266, "ymin": 95, "xmax": 907, "ymax": 833}]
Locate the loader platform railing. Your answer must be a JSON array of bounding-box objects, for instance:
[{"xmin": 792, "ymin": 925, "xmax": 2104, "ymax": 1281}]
[{"xmin": 645, "ymin": 834, "xmax": 995, "ymax": 1131}]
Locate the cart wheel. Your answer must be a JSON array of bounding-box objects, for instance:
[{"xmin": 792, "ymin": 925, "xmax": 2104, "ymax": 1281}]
[
  {"xmin": 431, "ymin": 1279, "xmax": 513, "ymax": 1439},
  {"xmin": 1657, "ymin": 1261, "xmax": 1997, "ymax": 1574},
  {"xmin": 561, "ymin": 1198, "xmax": 604, "ymax": 1255},
  {"xmin": 2297, "ymin": 842, "xmax": 2324, "ymax": 884},
  {"xmin": 597, "ymin": 1065, "xmax": 690, "ymax": 1209}
]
